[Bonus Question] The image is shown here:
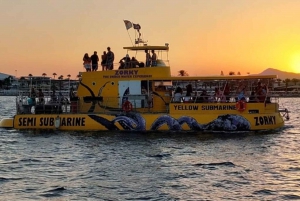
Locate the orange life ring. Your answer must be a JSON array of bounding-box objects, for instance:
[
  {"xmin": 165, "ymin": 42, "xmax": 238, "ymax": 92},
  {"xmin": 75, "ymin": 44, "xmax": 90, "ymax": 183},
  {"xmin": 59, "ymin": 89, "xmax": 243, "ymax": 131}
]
[
  {"xmin": 122, "ymin": 100, "xmax": 133, "ymax": 112},
  {"xmin": 236, "ymin": 100, "xmax": 246, "ymax": 112}
]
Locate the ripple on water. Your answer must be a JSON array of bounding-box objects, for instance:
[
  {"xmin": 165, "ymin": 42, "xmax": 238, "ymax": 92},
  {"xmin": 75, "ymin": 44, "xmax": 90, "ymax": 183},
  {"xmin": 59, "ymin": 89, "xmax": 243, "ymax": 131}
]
[{"xmin": 0, "ymin": 97, "xmax": 300, "ymax": 200}]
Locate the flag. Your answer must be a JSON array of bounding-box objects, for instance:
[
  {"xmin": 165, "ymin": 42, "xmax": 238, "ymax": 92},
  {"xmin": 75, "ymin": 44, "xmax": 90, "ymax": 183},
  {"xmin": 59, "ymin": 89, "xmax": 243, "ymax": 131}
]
[
  {"xmin": 123, "ymin": 20, "xmax": 132, "ymax": 30},
  {"xmin": 133, "ymin": 23, "xmax": 141, "ymax": 30}
]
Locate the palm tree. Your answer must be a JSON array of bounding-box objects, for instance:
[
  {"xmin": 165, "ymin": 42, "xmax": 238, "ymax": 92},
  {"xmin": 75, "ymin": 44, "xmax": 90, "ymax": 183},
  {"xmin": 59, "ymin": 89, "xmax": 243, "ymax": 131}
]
[
  {"xmin": 53, "ymin": 73, "xmax": 57, "ymax": 79},
  {"xmin": 42, "ymin": 73, "xmax": 47, "ymax": 78},
  {"xmin": 178, "ymin": 70, "xmax": 189, "ymax": 76},
  {"xmin": 67, "ymin": 74, "xmax": 71, "ymax": 79},
  {"xmin": 229, "ymin": 71, "xmax": 235, "ymax": 75},
  {"xmin": 237, "ymin": 72, "xmax": 241, "ymax": 75},
  {"xmin": 291, "ymin": 78, "xmax": 299, "ymax": 86},
  {"xmin": 28, "ymin": 74, "xmax": 33, "ymax": 77},
  {"xmin": 76, "ymin": 74, "xmax": 82, "ymax": 81},
  {"xmin": 58, "ymin": 75, "xmax": 64, "ymax": 90},
  {"xmin": 220, "ymin": 71, "xmax": 224, "ymax": 76},
  {"xmin": 284, "ymin": 78, "xmax": 291, "ymax": 92}
]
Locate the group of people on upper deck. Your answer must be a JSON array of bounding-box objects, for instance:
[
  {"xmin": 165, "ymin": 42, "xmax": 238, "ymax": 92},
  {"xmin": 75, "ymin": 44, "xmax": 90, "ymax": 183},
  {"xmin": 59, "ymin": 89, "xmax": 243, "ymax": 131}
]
[
  {"xmin": 119, "ymin": 49, "xmax": 157, "ymax": 69},
  {"xmin": 83, "ymin": 47, "xmax": 158, "ymax": 71},
  {"xmin": 83, "ymin": 47, "xmax": 114, "ymax": 72},
  {"xmin": 172, "ymin": 81, "xmax": 269, "ymax": 103}
]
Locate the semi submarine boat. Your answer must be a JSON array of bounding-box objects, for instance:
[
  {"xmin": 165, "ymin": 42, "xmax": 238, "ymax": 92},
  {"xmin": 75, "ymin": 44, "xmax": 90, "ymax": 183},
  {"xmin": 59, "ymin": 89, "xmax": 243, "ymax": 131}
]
[{"xmin": 0, "ymin": 34, "xmax": 290, "ymax": 132}]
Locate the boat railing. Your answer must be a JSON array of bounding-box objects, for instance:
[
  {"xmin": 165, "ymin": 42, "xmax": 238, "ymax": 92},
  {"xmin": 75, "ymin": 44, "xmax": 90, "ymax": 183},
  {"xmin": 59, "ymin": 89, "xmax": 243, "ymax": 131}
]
[
  {"xmin": 83, "ymin": 59, "xmax": 169, "ymax": 72},
  {"xmin": 170, "ymin": 94, "xmax": 280, "ymax": 104},
  {"xmin": 15, "ymin": 93, "xmax": 283, "ymax": 115},
  {"xmin": 16, "ymin": 95, "xmax": 74, "ymax": 115}
]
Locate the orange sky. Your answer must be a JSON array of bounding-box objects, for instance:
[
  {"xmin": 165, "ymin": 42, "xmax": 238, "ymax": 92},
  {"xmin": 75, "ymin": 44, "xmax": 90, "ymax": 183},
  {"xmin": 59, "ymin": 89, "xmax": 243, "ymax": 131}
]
[{"xmin": 1, "ymin": 0, "xmax": 300, "ymax": 78}]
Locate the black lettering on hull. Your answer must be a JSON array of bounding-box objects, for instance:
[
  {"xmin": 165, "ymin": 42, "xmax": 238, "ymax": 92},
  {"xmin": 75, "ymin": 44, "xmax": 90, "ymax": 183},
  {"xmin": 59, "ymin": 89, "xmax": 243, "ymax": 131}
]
[
  {"xmin": 201, "ymin": 105, "xmax": 236, "ymax": 110},
  {"xmin": 18, "ymin": 117, "xmax": 86, "ymax": 127},
  {"xmin": 254, "ymin": 116, "xmax": 276, "ymax": 126},
  {"xmin": 174, "ymin": 105, "xmax": 199, "ymax": 110}
]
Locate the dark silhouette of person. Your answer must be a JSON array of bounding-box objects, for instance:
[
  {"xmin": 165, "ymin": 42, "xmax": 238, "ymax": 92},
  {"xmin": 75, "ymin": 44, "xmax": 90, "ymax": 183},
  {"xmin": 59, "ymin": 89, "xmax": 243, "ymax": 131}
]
[
  {"xmin": 151, "ymin": 50, "xmax": 157, "ymax": 66},
  {"xmin": 38, "ymin": 89, "xmax": 44, "ymax": 104},
  {"xmin": 119, "ymin": 54, "xmax": 131, "ymax": 69},
  {"xmin": 186, "ymin": 84, "xmax": 193, "ymax": 96},
  {"xmin": 174, "ymin": 87, "xmax": 183, "ymax": 102},
  {"xmin": 131, "ymin": 57, "xmax": 139, "ymax": 68},
  {"xmin": 197, "ymin": 90, "xmax": 208, "ymax": 103},
  {"xmin": 91, "ymin": 51, "xmax": 99, "ymax": 71},
  {"xmin": 145, "ymin": 50, "xmax": 151, "ymax": 67},
  {"xmin": 106, "ymin": 47, "xmax": 114, "ymax": 70},
  {"xmin": 83, "ymin": 53, "xmax": 91, "ymax": 72},
  {"xmin": 101, "ymin": 51, "xmax": 107, "ymax": 71}
]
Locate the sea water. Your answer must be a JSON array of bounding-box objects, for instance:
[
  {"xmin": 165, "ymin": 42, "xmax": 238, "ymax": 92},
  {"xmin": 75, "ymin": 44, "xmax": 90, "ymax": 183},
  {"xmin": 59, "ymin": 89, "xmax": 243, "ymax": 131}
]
[{"xmin": 0, "ymin": 96, "xmax": 300, "ymax": 200}]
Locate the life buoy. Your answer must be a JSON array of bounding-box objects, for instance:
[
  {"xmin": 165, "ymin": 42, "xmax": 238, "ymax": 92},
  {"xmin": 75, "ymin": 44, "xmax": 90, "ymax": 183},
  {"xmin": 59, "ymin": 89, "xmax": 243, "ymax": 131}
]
[
  {"xmin": 122, "ymin": 100, "xmax": 133, "ymax": 112},
  {"xmin": 236, "ymin": 100, "xmax": 246, "ymax": 112}
]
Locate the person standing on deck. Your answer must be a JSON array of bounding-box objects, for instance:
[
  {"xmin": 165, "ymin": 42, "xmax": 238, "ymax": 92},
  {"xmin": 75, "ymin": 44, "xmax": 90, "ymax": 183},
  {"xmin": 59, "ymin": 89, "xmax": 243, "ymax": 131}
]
[
  {"xmin": 145, "ymin": 50, "xmax": 151, "ymax": 67},
  {"xmin": 91, "ymin": 51, "xmax": 99, "ymax": 71},
  {"xmin": 151, "ymin": 50, "xmax": 157, "ymax": 66},
  {"xmin": 83, "ymin": 53, "xmax": 91, "ymax": 72},
  {"xmin": 106, "ymin": 47, "xmax": 114, "ymax": 70},
  {"xmin": 101, "ymin": 51, "xmax": 107, "ymax": 71}
]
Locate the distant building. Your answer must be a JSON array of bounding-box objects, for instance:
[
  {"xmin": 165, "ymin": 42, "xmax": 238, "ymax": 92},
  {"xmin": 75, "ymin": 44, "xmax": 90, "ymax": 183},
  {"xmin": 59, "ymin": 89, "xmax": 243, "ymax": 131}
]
[{"xmin": 0, "ymin": 72, "xmax": 14, "ymax": 80}]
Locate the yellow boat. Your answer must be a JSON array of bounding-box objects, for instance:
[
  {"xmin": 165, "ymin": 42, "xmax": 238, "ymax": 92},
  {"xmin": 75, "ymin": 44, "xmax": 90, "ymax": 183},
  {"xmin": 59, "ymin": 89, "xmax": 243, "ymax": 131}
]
[{"xmin": 0, "ymin": 44, "xmax": 290, "ymax": 131}]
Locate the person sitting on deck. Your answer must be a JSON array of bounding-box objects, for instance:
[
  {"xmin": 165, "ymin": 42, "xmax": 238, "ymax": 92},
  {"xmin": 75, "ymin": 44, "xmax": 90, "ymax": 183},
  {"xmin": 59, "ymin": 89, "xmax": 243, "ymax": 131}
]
[
  {"xmin": 237, "ymin": 86, "xmax": 246, "ymax": 101},
  {"xmin": 248, "ymin": 91, "xmax": 257, "ymax": 102},
  {"xmin": 260, "ymin": 84, "xmax": 269, "ymax": 103},
  {"xmin": 119, "ymin": 54, "xmax": 131, "ymax": 69},
  {"xmin": 38, "ymin": 89, "xmax": 44, "ymax": 104},
  {"xmin": 223, "ymin": 83, "xmax": 230, "ymax": 102},
  {"xmin": 28, "ymin": 87, "xmax": 36, "ymax": 105},
  {"xmin": 173, "ymin": 87, "xmax": 183, "ymax": 102},
  {"xmin": 196, "ymin": 90, "xmax": 209, "ymax": 103},
  {"xmin": 131, "ymin": 57, "xmax": 139, "ymax": 68},
  {"xmin": 255, "ymin": 82, "xmax": 265, "ymax": 102},
  {"xmin": 50, "ymin": 90, "xmax": 57, "ymax": 103},
  {"xmin": 57, "ymin": 92, "xmax": 69, "ymax": 106},
  {"xmin": 69, "ymin": 87, "xmax": 77, "ymax": 99},
  {"xmin": 214, "ymin": 88, "xmax": 222, "ymax": 102},
  {"xmin": 183, "ymin": 84, "xmax": 193, "ymax": 102}
]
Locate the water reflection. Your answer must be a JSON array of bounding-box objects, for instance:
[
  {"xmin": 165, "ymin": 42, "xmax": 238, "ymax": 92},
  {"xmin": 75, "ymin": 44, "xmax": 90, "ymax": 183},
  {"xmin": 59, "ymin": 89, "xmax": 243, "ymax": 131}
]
[{"xmin": 0, "ymin": 97, "xmax": 300, "ymax": 200}]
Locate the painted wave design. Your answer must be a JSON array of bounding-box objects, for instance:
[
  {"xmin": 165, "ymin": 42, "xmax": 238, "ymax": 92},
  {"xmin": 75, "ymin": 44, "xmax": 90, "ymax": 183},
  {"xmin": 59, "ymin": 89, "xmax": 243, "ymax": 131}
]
[{"xmin": 88, "ymin": 114, "xmax": 251, "ymax": 131}]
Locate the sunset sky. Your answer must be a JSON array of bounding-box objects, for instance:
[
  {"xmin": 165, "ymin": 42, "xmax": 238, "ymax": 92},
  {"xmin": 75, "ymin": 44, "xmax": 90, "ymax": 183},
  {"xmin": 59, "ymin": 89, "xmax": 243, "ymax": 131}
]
[{"xmin": 1, "ymin": 0, "xmax": 300, "ymax": 79}]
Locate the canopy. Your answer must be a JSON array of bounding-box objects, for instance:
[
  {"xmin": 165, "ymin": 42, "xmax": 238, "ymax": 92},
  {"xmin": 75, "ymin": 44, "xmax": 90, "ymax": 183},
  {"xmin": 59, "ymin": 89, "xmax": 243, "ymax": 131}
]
[
  {"xmin": 147, "ymin": 75, "xmax": 277, "ymax": 81},
  {"xmin": 123, "ymin": 45, "xmax": 169, "ymax": 51}
]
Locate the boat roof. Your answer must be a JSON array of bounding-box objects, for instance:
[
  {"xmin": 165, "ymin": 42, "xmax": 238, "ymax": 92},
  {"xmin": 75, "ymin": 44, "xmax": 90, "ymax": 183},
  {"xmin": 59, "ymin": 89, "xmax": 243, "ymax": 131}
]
[
  {"xmin": 123, "ymin": 45, "xmax": 169, "ymax": 51},
  {"xmin": 149, "ymin": 75, "xmax": 277, "ymax": 81}
]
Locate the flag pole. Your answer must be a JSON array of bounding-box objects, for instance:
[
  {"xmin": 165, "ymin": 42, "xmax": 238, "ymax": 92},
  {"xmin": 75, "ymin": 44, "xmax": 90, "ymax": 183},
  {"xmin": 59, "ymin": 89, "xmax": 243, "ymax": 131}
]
[{"xmin": 127, "ymin": 29, "xmax": 134, "ymax": 46}]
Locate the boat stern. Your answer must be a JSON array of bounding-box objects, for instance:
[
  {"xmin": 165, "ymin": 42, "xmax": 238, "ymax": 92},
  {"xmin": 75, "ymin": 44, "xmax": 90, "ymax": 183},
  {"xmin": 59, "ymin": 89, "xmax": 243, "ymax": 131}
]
[{"xmin": 0, "ymin": 118, "xmax": 14, "ymax": 128}]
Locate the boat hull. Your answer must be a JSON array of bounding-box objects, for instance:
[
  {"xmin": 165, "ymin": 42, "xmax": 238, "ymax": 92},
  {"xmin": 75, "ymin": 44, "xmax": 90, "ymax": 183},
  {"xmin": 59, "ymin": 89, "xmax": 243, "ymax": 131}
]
[{"xmin": 0, "ymin": 112, "xmax": 284, "ymax": 131}]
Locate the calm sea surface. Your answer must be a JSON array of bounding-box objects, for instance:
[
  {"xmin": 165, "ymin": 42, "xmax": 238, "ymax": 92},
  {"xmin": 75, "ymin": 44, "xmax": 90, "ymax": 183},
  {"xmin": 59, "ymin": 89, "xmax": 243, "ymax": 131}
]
[{"xmin": 0, "ymin": 96, "xmax": 300, "ymax": 201}]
